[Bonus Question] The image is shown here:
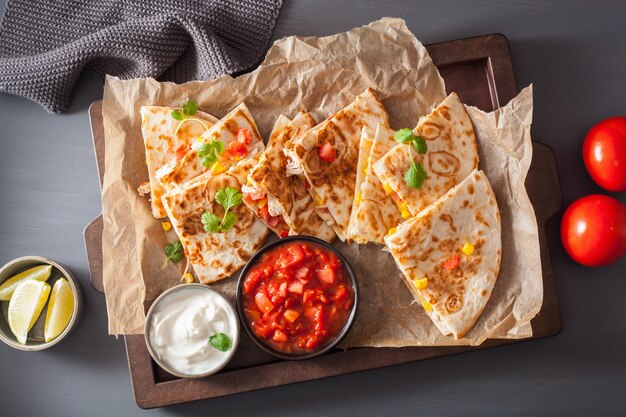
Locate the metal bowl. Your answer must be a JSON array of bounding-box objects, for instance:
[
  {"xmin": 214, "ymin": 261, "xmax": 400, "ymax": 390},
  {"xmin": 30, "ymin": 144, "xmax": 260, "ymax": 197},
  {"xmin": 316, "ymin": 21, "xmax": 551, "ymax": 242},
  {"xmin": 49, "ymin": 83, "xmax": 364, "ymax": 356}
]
[
  {"xmin": 144, "ymin": 284, "xmax": 240, "ymax": 379},
  {"xmin": 0, "ymin": 256, "xmax": 83, "ymax": 351},
  {"xmin": 236, "ymin": 235, "xmax": 359, "ymax": 360}
]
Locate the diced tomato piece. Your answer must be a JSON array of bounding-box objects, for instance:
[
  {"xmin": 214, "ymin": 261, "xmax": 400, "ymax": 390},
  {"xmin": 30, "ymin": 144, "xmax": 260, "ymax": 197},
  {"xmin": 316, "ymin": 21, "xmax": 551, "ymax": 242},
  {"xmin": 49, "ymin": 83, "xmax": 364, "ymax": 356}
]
[
  {"xmin": 227, "ymin": 141, "xmax": 249, "ymax": 159},
  {"xmin": 279, "ymin": 229, "xmax": 289, "ymax": 238},
  {"xmin": 273, "ymin": 329, "xmax": 288, "ymax": 343},
  {"xmin": 333, "ymin": 285, "xmax": 347, "ymax": 302},
  {"xmin": 306, "ymin": 336, "xmax": 320, "ymax": 350},
  {"xmin": 303, "ymin": 178, "xmax": 310, "ymax": 189},
  {"xmin": 243, "ymin": 269, "xmax": 263, "ymax": 294},
  {"xmin": 316, "ymin": 267, "xmax": 335, "ymax": 284},
  {"xmin": 175, "ymin": 144, "xmax": 189, "ymax": 160},
  {"xmin": 279, "ymin": 281, "xmax": 288, "ymax": 297},
  {"xmin": 443, "ymin": 255, "xmax": 460, "ymax": 271},
  {"xmin": 237, "ymin": 128, "xmax": 253, "ymax": 145},
  {"xmin": 288, "ymin": 280, "xmax": 304, "ymax": 294},
  {"xmin": 268, "ymin": 215, "xmax": 280, "ymax": 228},
  {"xmin": 252, "ymin": 322, "xmax": 274, "ymax": 338},
  {"xmin": 258, "ymin": 205, "xmax": 269, "ymax": 221},
  {"xmin": 302, "ymin": 289, "xmax": 314, "ymax": 305},
  {"xmin": 295, "ymin": 267, "xmax": 310, "ymax": 282},
  {"xmin": 283, "ymin": 309, "xmax": 301, "ymax": 323},
  {"xmin": 318, "ymin": 142, "xmax": 336, "ymax": 162},
  {"xmin": 254, "ymin": 291, "xmax": 275, "ymax": 314}
]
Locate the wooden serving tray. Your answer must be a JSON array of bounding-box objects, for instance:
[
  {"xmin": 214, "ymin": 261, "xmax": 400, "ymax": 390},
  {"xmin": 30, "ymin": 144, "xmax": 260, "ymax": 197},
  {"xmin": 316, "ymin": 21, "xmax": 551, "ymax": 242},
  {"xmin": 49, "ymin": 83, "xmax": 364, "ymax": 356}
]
[{"xmin": 84, "ymin": 33, "xmax": 563, "ymax": 409}]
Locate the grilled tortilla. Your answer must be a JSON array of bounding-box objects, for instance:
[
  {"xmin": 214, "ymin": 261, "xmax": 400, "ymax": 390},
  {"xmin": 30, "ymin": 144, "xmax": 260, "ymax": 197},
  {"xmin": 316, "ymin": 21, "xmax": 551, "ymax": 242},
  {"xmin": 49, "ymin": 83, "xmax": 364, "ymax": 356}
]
[
  {"xmin": 243, "ymin": 112, "xmax": 336, "ymax": 241},
  {"xmin": 140, "ymin": 106, "xmax": 218, "ymax": 218},
  {"xmin": 373, "ymin": 92, "xmax": 479, "ymax": 218},
  {"xmin": 347, "ymin": 124, "xmax": 403, "ymax": 243},
  {"xmin": 285, "ymin": 88, "xmax": 389, "ymax": 241},
  {"xmin": 385, "ymin": 170, "xmax": 501, "ymax": 339},
  {"xmin": 268, "ymin": 114, "xmax": 291, "ymax": 144},
  {"xmin": 156, "ymin": 103, "xmax": 263, "ymax": 191},
  {"xmin": 161, "ymin": 152, "xmax": 269, "ymax": 284}
]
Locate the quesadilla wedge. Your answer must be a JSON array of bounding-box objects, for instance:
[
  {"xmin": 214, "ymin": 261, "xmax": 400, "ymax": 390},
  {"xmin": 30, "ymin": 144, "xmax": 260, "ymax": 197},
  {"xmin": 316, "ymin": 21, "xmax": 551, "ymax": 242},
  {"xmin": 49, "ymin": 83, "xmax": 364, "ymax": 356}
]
[
  {"xmin": 373, "ymin": 92, "xmax": 479, "ymax": 218},
  {"xmin": 269, "ymin": 114, "xmax": 291, "ymax": 144},
  {"xmin": 242, "ymin": 111, "xmax": 336, "ymax": 241},
  {"xmin": 347, "ymin": 124, "xmax": 403, "ymax": 243},
  {"xmin": 284, "ymin": 88, "xmax": 390, "ymax": 241},
  {"xmin": 156, "ymin": 103, "xmax": 263, "ymax": 191},
  {"xmin": 140, "ymin": 106, "xmax": 219, "ymax": 218},
  {"xmin": 385, "ymin": 169, "xmax": 501, "ymax": 339},
  {"xmin": 161, "ymin": 151, "xmax": 269, "ymax": 284}
]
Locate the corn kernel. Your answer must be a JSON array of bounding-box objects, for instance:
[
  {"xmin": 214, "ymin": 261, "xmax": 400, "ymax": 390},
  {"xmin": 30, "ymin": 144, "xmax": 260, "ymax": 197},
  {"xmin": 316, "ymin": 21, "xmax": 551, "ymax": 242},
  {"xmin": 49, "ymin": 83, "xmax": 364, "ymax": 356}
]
[
  {"xmin": 161, "ymin": 221, "xmax": 172, "ymax": 232},
  {"xmin": 401, "ymin": 209, "xmax": 411, "ymax": 219},
  {"xmin": 383, "ymin": 182, "xmax": 393, "ymax": 195},
  {"xmin": 312, "ymin": 191, "xmax": 324, "ymax": 206},
  {"xmin": 363, "ymin": 166, "xmax": 368, "ymax": 175},
  {"xmin": 386, "ymin": 227, "xmax": 397, "ymax": 237},
  {"xmin": 413, "ymin": 277, "xmax": 428, "ymax": 289},
  {"xmin": 182, "ymin": 273, "xmax": 194, "ymax": 283},
  {"xmin": 422, "ymin": 301, "xmax": 433, "ymax": 312},
  {"xmin": 461, "ymin": 242, "xmax": 475, "ymax": 256},
  {"xmin": 355, "ymin": 191, "xmax": 362, "ymax": 206},
  {"xmin": 258, "ymin": 198, "xmax": 267, "ymax": 209},
  {"xmin": 211, "ymin": 162, "xmax": 226, "ymax": 175}
]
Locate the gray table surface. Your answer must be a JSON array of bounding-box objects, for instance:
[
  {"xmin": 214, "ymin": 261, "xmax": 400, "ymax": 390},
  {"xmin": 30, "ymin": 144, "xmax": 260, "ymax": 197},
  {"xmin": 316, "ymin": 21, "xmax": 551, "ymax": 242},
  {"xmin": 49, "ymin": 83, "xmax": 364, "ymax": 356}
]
[{"xmin": 1, "ymin": 0, "xmax": 625, "ymax": 416}]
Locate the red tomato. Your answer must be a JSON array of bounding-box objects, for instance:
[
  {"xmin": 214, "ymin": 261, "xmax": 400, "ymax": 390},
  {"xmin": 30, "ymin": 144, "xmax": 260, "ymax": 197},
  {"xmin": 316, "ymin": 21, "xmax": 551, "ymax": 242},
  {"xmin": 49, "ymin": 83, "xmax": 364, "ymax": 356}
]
[
  {"xmin": 258, "ymin": 205, "xmax": 269, "ymax": 222},
  {"xmin": 561, "ymin": 194, "xmax": 626, "ymax": 266},
  {"xmin": 443, "ymin": 255, "xmax": 460, "ymax": 271},
  {"xmin": 583, "ymin": 117, "xmax": 626, "ymax": 191},
  {"xmin": 227, "ymin": 141, "xmax": 249, "ymax": 159},
  {"xmin": 318, "ymin": 143, "xmax": 336, "ymax": 162},
  {"xmin": 175, "ymin": 144, "xmax": 189, "ymax": 160},
  {"xmin": 237, "ymin": 128, "xmax": 253, "ymax": 145}
]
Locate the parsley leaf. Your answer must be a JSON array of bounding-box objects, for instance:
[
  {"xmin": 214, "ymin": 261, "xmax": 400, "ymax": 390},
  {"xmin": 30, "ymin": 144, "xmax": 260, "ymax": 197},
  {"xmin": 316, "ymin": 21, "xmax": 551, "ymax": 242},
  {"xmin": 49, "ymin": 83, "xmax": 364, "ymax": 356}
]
[
  {"xmin": 182, "ymin": 100, "xmax": 198, "ymax": 117},
  {"xmin": 404, "ymin": 161, "xmax": 428, "ymax": 189},
  {"xmin": 220, "ymin": 212, "xmax": 238, "ymax": 232},
  {"xmin": 216, "ymin": 186, "xmax": 242, "ymax": 211},
  {"xmin": 395, "ymin": 128, "xmax": 428, "ymax": 154},
  {"xmin": 203, "ymin": 187, "xmax": 243, "ymax": 233},
  {"xmin": 201, "ymin": 212, "xmax": 221, "ymax": 233},
  {"xmin": 164, "ymin": 240, "xmax": 184, "ymax": 263},
  {"xmin": 208, "ymin": 332, "xmax": 232, "ymax": 352},
  {"xmin": 413, "ymin": 136, "xmax": 428, "ymax": 154},
  {"xmin": 171, "ymin": 109, "xmax": 185, "ymax": 121},
  {"xmin": 394, "ymin": 128, "xmax": 414, "ymax": 143},
  {"xmin": 198, "ymin": 140, "xmax": 225, "ymax": 168}
]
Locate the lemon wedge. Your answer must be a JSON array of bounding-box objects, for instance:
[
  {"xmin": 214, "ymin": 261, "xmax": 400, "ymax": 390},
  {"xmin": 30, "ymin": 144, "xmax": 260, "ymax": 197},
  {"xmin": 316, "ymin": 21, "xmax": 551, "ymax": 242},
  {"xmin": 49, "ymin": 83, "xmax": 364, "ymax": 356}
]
[
  {"xmin": 44, "ymin": 278, "xmax": 75, "ymax": 342},
  {"xmin": 8, "ymin": 280, "xmax": 51, "ymax": 344},
  {"xmin": 0, "ymin": 264, "xmax": 52, "ymax": 301}
]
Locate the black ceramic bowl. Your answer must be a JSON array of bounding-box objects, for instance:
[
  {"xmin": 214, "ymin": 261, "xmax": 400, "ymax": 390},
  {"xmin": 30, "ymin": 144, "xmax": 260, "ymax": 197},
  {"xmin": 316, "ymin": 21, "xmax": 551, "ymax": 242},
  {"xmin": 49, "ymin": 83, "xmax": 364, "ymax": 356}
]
[{"xmin": 236, "ymin": 235, "xmax": 358, "ymax": 360}]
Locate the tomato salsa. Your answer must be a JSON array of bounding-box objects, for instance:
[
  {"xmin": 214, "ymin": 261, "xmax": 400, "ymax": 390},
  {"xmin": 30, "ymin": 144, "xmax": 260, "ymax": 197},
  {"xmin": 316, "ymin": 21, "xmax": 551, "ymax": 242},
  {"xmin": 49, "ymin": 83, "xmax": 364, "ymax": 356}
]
[{"xmin": 241, "ymin": 241, "xmax": 354, "ymax": 353}]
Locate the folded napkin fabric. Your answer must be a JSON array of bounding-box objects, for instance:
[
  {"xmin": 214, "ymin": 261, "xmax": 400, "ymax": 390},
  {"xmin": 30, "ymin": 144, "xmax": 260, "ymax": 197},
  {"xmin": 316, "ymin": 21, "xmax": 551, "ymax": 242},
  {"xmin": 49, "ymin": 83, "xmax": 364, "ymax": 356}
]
[{"xmin": 0, "ymin": 0, "xmax": 283, "ymax": 112}]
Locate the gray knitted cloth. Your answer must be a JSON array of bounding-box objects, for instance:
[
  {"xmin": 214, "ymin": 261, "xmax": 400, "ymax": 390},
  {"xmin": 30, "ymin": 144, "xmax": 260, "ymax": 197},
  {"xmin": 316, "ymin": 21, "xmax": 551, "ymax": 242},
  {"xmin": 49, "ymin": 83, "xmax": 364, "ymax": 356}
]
[{"xmin": 0, "ymin": 0, "xmax": 283, "ymax": 113}]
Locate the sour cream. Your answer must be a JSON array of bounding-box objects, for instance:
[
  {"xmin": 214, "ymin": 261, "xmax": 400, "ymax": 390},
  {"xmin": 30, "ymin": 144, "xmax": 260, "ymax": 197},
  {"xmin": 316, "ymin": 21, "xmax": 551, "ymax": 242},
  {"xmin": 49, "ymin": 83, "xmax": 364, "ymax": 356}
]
[{"xmin": 146, "ymin": 285, "xmax": 239, "ymax": 377}]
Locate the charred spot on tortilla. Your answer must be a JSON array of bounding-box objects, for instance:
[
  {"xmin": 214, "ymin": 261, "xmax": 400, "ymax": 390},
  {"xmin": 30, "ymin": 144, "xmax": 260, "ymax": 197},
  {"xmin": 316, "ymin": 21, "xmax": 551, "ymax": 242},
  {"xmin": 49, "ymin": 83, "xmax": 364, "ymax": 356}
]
[{"xmin": 428, "ymin": 151, "xmax": 461, "ymax": 176}]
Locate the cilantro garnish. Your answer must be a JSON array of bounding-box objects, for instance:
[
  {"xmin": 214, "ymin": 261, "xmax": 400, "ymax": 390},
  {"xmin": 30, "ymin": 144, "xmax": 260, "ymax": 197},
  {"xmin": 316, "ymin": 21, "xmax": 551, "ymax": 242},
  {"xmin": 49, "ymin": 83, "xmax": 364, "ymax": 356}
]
[
  {"xmin": 162, "ymin": 240, "xmax": 185, "ymax": 269},
  {"xmin": 208, "ymin": 332, "xmax": 232, "ymax": 352},
  {"xmin": 202, "ymin": 187, "xmax": 243, "ymax": 233},
  {"xmin": 395, "ymin": 128, "xmax": 428, "ymax": 154},
  {"xmin": 198, "ymin": 140, "xmax": 225, "ymax": 168},
  {"xmin": 404, "ymin": 160, "xmax": 428, "ymax": 189},
  {"xmin": 171, "ymin": 100, "xmax": 210, "ymax": 134}
]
